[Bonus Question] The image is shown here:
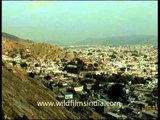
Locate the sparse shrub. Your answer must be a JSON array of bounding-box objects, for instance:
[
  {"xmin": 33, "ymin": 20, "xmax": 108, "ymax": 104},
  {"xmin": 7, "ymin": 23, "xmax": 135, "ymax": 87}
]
[
  {"xmin": 107, "ymin": 83, "xmax": 126, "ymax": 101},
  {"xmin": 20, "ymin": 62, "xmax": 27, "ymax": 69}
]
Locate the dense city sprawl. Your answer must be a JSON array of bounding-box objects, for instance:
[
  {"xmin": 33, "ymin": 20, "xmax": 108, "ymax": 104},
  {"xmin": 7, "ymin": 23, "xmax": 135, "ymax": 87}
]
[{"xmin": 2, "ymin": 45, "xmax": 158, "ymax": 120}]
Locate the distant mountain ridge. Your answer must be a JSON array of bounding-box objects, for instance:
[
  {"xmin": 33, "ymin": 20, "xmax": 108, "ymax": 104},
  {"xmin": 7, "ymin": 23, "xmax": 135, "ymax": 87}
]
[{"xmin": 76, "ymin": 35, "xmax": 157, "ymax": 46}]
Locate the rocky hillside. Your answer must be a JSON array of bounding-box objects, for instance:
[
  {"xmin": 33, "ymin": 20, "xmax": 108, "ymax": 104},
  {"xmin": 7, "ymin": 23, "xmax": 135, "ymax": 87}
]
[
  {"xmin": 2, "ymin": 36, "xmax": 27, "ymax": 54},
  {"xmin": 2, "ymin": 33, "xmax": 77, "ymax": 62},
  {"xmin": 27, "ymin": 42, "xmax": 65, "ymax": 61},
  {"xmin": 2, "ymin": 55, "xmax": 103, "ymax": 120},
  {"xmin": 2, "ymin": 61, "xmax": 78, "ymax": 119},
  {"xmin": 2, "ymin": 32, "xmax": 33, "ymax": 43}
]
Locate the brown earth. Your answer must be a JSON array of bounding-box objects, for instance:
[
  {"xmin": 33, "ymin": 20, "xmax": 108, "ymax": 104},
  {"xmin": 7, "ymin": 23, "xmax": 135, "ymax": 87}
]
[
  {"xmin": 2, "ymin": 61, "xmax": 78, "ymax": 119},
  {"xmin": 2, "ymin": 35, "xmax": 77, "ymax": 62}
]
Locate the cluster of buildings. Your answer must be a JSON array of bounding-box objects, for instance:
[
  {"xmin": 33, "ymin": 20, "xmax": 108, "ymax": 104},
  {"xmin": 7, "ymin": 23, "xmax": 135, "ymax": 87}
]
[
  {"xmin": 66, "ymin": 45, "xmax": 158, "ymax": 78},
  {"xmin": 2, "ymin": 45, "xmax": 158, "ymax": 120}
]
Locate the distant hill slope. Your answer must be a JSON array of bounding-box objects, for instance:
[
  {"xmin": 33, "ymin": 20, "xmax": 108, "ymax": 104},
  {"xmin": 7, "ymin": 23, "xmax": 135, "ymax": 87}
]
[
  {"xmin": 28, "ymin": 42, "xmax": 65, "ymax": 61},
  {"xmin": 2, "ymin": 36, "xmax": 27, "ymax": 54},
  {"xmin": 2, "ymin": 32, "xmax": 20, "ymax": 40},
  {"xmin": 2, "ymin": 32, "xmax": 34, "ymax": 43},
  {"xmin": 2, "ymin": 32, "xmax": 77, "ymax": 61},
  {"xmin": 2, "ymin": 32, "xmax": 66, "ymax": 46},
  {"xmin": 75, "ymin": 35, "xmax": 157, "ymax": 46}
]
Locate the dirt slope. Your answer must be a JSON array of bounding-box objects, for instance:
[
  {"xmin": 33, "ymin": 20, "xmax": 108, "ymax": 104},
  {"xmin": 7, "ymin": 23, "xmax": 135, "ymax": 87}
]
[{"xmin": 2, "ymin": 61, "xmax": 78, "ymax": 119}]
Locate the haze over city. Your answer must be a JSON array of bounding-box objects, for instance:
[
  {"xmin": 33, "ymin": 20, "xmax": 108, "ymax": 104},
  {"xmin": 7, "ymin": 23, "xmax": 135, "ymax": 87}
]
[{"xmin": 2, "ymin": 1, "xmax": 157, "ymax": 45}]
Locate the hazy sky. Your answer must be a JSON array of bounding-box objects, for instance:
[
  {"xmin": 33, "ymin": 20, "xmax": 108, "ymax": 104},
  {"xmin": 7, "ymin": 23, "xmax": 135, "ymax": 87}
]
[{"xmin": 2, "ymin": 1, "xmax": 158, "ymax": 44}]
